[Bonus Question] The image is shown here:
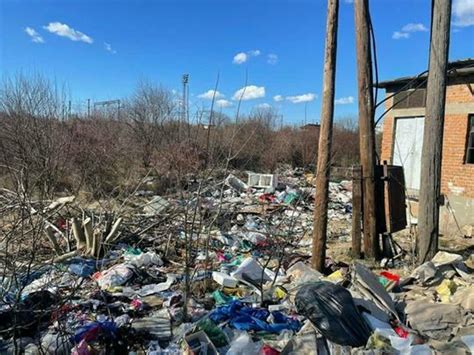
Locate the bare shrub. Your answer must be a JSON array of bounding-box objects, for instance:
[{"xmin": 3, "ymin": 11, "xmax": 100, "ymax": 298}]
[
  {"xmin": 0, "ymin": 74, "xmax": 71, "ymax": 198},
  {"xmin": 0, "ymin": 74, "xmax": 360, "ymax": 200},
  {"xmin": 332, "ymin": 116, "xmax": 360, "ymax": 166}
]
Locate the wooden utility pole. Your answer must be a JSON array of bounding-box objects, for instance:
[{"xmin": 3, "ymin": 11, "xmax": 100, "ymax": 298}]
[
  {"xmin": 354, "ymin": 0, "xmax": 379, "ymax": 259},
  {"xmin": 417, "ymin": 0, "xmax": 451, "ymax": 263},
  {"xmin": 351, "ymin": 165, "xmax": 362, "ymax": 258},
  {"xmin": 311, "ymin": 0, "xmax": 339, "ymax": 271}
]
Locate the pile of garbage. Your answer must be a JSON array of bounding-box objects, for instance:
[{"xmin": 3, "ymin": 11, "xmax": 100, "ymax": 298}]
[{"xmin": 0, "ymin": 169, "xmax": 472, "ymax": 354}]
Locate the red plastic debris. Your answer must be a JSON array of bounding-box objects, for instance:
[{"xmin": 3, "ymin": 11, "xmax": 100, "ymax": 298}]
[
  {"xmin": 394, "ymin": 326, "xmax": 409, "ymax": 338},
  {"xmin": 380, "ymin": 271, "xmax": 400, "ymax": 285},
  {"xmin": 259, "ymin": 193, "xmax": 276, "ymax": 204},
  {"xmin": 260, "ymin": 344, "xmax": 280, "ymax": 355},
  {"xmin": 130, "ymin": 298, "xmax": 143, "ymax": 310}
]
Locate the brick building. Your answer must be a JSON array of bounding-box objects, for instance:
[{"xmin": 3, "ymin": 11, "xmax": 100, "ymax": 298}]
[{"xmin": 378, "ymin": 58, "xmax": 474, "ymax": 235}]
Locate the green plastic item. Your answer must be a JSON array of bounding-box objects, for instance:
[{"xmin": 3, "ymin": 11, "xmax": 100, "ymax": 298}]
[
  {"xmin": 124, "ymin": 246, "xmax": 142, "ymax": 256},
  {"xmin": 212, "ymin": 290, "xmax": 235, "ymax": 305},
  {"xmin": 284, "ymin": 192, "xmax": 299, "ymax": 205},
  {"xmin": 222, "ymin": 255, "xmax": 243, "ymax": 268},
  {"xmin": 196, "ymin": 318, "xmax": 229, "ymax": 348},
  {"xmin": 378, "ymin": 276, "xmax": 389, "ymax": 287},
  {"xmin": 239, "ymin": 240, "xmax": 253, "ymax": 252}
]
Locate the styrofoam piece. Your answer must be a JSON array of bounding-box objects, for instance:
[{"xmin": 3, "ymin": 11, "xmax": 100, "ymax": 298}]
[{"xmin": 212, "ymin": 271, "xmax": 239, "ymax": 288}]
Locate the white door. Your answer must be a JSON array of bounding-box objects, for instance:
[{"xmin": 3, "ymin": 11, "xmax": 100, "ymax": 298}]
[{"xmin": 392, "ymin": 117, "xmax": 424, "ymax": 192}]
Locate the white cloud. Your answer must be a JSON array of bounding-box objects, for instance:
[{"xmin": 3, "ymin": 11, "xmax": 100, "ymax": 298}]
[
  {"xmin": 453, "ymin": 0, "xmax": 474, "ymax": 27},
  {"xmin": 215, "ymin": 99, "xmax": 233, "ymax": 108},
  {"xmin": 248, "ymin": 49, "xmax": 261, "ymax": 57},
  {"xmin": 392, "ymin": 31, "xmax": 410, "ymax": 39},
  {"xmin": 402, "ymin": 23, "xmax": 428, "ymax": 32},
  {"xmin": 232, "ymin": 85, "xmax": 265, "ymax": 101},
  {"xmin": 393, "ymin": 23, "xmax": 428, "ymax": 40},
  {"xmin": 335, "ymin": 96, "xmax": 355, "ymax": 105},
  {"xmin": 198, "ymin": 90, "xmax": 224, "ymax": 100},
  {"xmin": 233, "ymin": 49, "xmax": 262, "ymax": 64},
  {"xmin": 233, "ymin": 52, "xmax": 248, "ymax": 64},
  {"xmin": 24, "ymin": 27, "xmax": 44, "ymax": 43},
  {"xmin": 256, "ymin": 103, "xmax": 271, "ymax": 109},
  {"xmin": 104, "ymin": 42, "xmax": 116, "ymax": 54},
  {"xmin": 44, "ymin": 22, "xmax": 93, "ymax": 43},
  {"xmin": 273, "ymin": 95, "xmax": 284, "ymax": 102},
  {"xmin": 267, "ymin": 53, "xmax": 278, "ymax": 65},
  {"xmin": 286, "ymin": 93, "xmax": 316, "ymax": 104}
]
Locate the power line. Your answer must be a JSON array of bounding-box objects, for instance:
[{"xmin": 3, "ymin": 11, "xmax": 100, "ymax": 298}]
[{"xmin": 374, "ymin": 63, "xmax": 474, "ymax": 128}]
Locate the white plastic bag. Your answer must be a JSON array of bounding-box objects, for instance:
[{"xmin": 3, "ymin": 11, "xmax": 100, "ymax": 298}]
[
  {"xmin": 96, "ymin": 264, "xmax": 133, "ymax": 289},
  {"xmin": 226, "ymin": 332, "xmax": 262, "ymax": 355},
  {"xmin": 125, "ymin": 251, "xmax": 163, "ymax": 267}
]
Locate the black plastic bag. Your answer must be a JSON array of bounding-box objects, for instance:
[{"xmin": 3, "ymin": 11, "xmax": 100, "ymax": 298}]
[{"xmin": 295, "ymin": 281, "xmax": 372, "ymax": 347}]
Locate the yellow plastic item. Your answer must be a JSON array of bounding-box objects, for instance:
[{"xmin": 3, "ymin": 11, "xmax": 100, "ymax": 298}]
[
  {"xmin": 107, "ymin": 286, "xmax": 123, "ymax": 293},
  {"xmin": 367, "ymin": 332, "xmax": 392, "ymax": 351},
  {"xmin": 273, "ymin": 286, "xmax": 287, "ymax": 299},
  {"xmin": 223, "ymin": 287, "xmax": 246, "ymax": 297},
  {"xmin": 436, "ymin": 279, "xmax": 458, "ymax": 303},
  {"xmin": 326, "ymin": 269, "xmax": 344, "ymax": 282}
]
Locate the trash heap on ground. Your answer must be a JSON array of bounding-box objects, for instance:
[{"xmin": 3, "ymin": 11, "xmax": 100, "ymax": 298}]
[{"xmin": 0, "ymin": 168, "xmax": 472, "ymax": 354}]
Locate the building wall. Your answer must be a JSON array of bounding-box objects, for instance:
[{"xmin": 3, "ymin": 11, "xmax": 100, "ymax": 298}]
[
  {"xmin": 380, "ymin": 82, "xmax": 474, "ymax": 235},
  {"xmin": 380, "ymin": 83, "xmax": 474, "ymax": 198},
  {"xmin": 442, "ymin": 112, "xmax": 474, "ymax": 197}
]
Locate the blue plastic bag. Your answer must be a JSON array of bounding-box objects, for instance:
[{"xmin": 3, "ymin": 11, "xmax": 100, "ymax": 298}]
[
  {"xmin": 210, "ymin": 301, "xmax": 300, "ymax": 333},
  {"xmin": 71, "ymin": 321, "xmax": 117, "ymax": 344}
]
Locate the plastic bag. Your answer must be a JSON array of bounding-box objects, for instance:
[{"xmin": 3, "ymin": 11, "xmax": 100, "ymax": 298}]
[
  {"xmin": 93, "ymin": 264, "xmax": 133, "ymax": 289},
  {"xmin": 196, "ymin": 318, "xmax": 229, "ymax": 348},
  {"xmin": 212, "ymin": 290, "xmax": 235, "ymax": 305},
  {"xmin": 210, "ymin": 301, "xmax": 301, "ymax": 333},
  {"xmin": 124, "ymin": 250, "xmax": 163, "ymax": 267},
  {"xmin": 68, "ymin": 258, "xmax": 96, "ymax": 277},
  {"xmin": 226, "ymin": 332, "xmax": 262, "ymax": 355},
  {"xmin": 295, "ymin": 281, "xmax": 371, "ymax": 347},
  {"xmin": 231, "ymin": 257, "xmax": 272, "ymax": 284},
  {"xmin": 71, "ymin": 321, "xmax": 117, "ymax": 344}
]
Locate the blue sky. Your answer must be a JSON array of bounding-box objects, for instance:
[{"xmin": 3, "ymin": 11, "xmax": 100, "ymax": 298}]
[{"xmin": 1, "ymin": 0, "xmax": 473, "ymax": 125}]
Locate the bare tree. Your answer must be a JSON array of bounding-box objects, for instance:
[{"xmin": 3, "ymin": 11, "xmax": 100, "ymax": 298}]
[
  {"xmin": 0, "ymin": 73, "xmax": 71, "ymax": 197},
  {"xmin": 124, "ymin": 80, "xmax": 178, "ymax": 168}
]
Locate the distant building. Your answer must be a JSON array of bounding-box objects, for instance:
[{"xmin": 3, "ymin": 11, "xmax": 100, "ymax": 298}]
[
  {"xmin": 377, "ymin": 58, "xmax": 474, "ymax": 235},
  {"xmin": 300, "ymin": 123, "xmax": 321, "ymax": 132}
]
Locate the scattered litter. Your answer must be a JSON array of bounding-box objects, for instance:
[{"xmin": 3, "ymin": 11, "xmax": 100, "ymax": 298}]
[{"xmin": 1, "ymin": 168, "xmax": 472, "ymax": 353}]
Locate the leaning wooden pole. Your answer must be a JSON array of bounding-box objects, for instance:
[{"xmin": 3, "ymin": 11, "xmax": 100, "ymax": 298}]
[
  {"xmin": 311, "ymin": 0, "xmax": 339, "ymax": 271},
  {"xmin": 354, "ymin": 0, "xmax": 379, "ymax": 259},
  {"xmin": 417, "ymin": 0, "xmax": 451, "ymax": 263}
]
